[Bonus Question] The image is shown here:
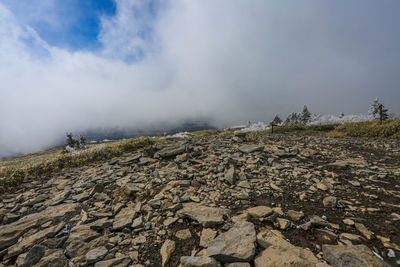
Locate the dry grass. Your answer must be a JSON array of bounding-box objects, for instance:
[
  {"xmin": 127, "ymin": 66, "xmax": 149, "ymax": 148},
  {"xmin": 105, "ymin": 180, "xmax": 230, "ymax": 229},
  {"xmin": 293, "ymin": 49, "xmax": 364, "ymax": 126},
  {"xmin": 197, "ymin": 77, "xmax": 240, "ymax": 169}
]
[
  {"xmin": 327, "ymin": 119, "xmax": 400, "ymax": 139},
  {"xmin": 0, "ymin": 137, "xmax": 155, "ymax": 194}
]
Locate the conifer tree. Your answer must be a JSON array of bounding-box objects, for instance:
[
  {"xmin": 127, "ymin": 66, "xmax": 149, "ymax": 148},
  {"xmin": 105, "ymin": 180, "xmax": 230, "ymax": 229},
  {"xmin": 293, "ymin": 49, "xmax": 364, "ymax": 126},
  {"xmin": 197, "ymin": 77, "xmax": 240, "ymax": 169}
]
[
  {"xmin": 300, "ymin": 105, "xmax": 311, "ymax": 125},
  {"xmin": 271, "ymin": 114, "xmax": 282, "ymax": 125}
]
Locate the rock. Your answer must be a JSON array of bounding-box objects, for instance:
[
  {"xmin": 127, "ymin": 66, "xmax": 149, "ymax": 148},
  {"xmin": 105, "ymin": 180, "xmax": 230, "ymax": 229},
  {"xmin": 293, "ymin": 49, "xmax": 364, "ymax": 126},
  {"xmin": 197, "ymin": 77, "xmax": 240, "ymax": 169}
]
[
  {"xmin": 21, "ymin": 244, "xmax": 46, "ymax": 266},
  {"xmin": 237, "ymin": 181, "xmax": 251, "ymax": 189},
  {"xmin": 254, "ymin": 245, "xmax": 318, "ymax": 267},
  {"xmin": 339, "ymin": 233, "xmax": 365, "ymax": 243},
  {"xmin": 68, "ymin": 224, "xmax": 101, "ymax": 244},
  {"xmin": 206, "ymin": 222, "xmax": 256, "ymax": 263},
  {"xmin": 238, "ymin": 145, "xmax": 264, "ymax": 153},
  {"xmin": 180, "ymin": 256, "xmax": 221, "ymax": 267},
  {"xmin": 113, "ymin": 207, "xmax": 136, "ymax": 230},
  {"xmin": 276, "ymin": 218, "xmax": 290, "ymax": 230},
  {"xmin": 323, "ymin": 196, "xmax": 337, "ymax": 208},
  {"xmin": 343, "ymin": 218, "xmax": 355, "ymax": 226},
  {"xmin": 94, "ymin": 257, "xmax": 130, "ymax": 267},
  {"xmin": 177, "ymin": 203, "xmax": 230, "ymax": 227},
  {"xmin": 270, "ymin": 183, "xmax": 283, "ymax": 192},
  {"xmin": 247, "ymin": 206, "xmax": 273, "ymax": 219},
  {"xmin": 86, "ymin": 246, "xmax": 108, "ymax": 264},
  {"xmin": 287, "ymin": 210, "xmax": 304, "ymax": 221},
  {"xmin": 176, "ymin": 229, "xmax": 192, "ymax": 240},
  {"xmin": 322, "ymin": 244, "xmax": 390, "ymax": 267},
  {"xmin": 225, "ymin": 263, "xmax": 251, "ymax": 267},
  {"xmin": 90, "ymin": 184, "xmax": 104, "ymax": 196},
  {"xmin": 164, "ymin": 217, "xmax": 178, "ymax": 227},
  {"xmin": 160, "ymin": 239, "xmax": 175, "ymax": 267},
  {"xmin": 155, "ymin": 144, "xmax": 186, "ymax": 158},
  {"xmin": 225, "ymin": 166, "xmax": 237, "ymax": 184},
  {"xmin": 35, "ymin": 249, "xmax": 69, "ymax": 267},
  {"xmin": 349, "ymin": 180, "xmax": 361, "ymax": 187},
  {"xmin": 257, "ymin": 229, "xmax": 291, "ymax": 249},
  {"xmin": 354, "ymin": 223, "xmax": 372, "ymax": 240},
  {"xmin": 200, "ymin": 228, "xmax": 217, "ymax": 248},
  {"xmin": 314, "ymin": 229, "xmax": 338, "ymax": 244},
  {"xmin": 7, "ymin": 222, "xmax": 65, "ymax": 258},
  {"xmin": 317, "ymin": 183, "xmax": 328, "ymax": 191},
  {"xmin": 0, "ymin": 203, "xmax": 78, "ymax": 251},
  {"xmin": 131, "ymin": 216, "xmax": 143, "ymax": 229},
  {"xmin": 300, "ymin": 215, "xmax": 329, "ymax": 231},
  {"xmin": 91, "ymin": 218, "xmax": 113, "ymax": 231}
]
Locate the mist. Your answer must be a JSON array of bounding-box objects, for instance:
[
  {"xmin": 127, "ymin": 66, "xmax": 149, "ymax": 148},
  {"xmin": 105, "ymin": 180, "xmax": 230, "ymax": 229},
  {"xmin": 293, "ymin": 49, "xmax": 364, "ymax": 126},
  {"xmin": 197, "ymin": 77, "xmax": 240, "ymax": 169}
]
[{"xmin": 1, "ymin": 0, "xmax": 400, "ymax": 158}]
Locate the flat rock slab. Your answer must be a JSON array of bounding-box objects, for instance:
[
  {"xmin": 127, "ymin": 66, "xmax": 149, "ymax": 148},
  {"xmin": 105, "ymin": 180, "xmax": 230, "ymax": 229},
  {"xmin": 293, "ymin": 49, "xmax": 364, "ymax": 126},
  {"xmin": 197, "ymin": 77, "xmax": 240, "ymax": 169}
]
[
  {"xmin": 155, "ymin": 144, "xmax": 186, "ymax": 158},
  {"xmin": 180, "ymin": 256, "xmax": 221, "ymax": 267},
  {"xmin": 239, "ymin": 145, "xmax": 264, "ymax": 153},
  {"xmin": 0, "ymin": 203, "xmax": 78, "ymax": 251},
  {"xmin": 6, "ymin": 222, "xmax": 65, "ymax": 258},
  {"xmin": 247, "ymin": 206, "xmax": 273, "ymax": 218},
  {"xmin": 322, "ymin": 245, "xmax": 390, "ymax": 267},
  {"xmin": 113, "ymin": 207, "xmax": 136, "ymax": 230},
  {"xmin": 206, "ymin": 222, "xmax": 256, "ymax": 263},
  {"xmin": 254, "ymin": 245, "xmax": 318, "ymax": 267},
  {"xmin": 177, "ymin": 203, "xmax": 230, "ymax": 227},
  {"xmin": 86, "ymin": 246, "xmax": 108, "ymax": 264}
]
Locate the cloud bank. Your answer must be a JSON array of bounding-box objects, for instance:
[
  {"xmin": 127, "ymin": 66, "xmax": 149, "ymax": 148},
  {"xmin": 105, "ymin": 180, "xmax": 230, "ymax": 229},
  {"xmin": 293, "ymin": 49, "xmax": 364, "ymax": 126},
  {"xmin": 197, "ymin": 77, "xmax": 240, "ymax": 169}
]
[{"xmin": 1, "ymin": 0, "xmax": 400, "ymax": 158}]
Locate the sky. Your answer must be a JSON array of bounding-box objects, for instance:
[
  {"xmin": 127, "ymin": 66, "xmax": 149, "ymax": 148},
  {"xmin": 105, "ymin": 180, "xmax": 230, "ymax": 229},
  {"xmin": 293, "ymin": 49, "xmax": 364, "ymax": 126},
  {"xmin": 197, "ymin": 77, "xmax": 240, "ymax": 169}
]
[{"xmin": 0, "ymin": 0, "xmax": 400, "ymax": 158}]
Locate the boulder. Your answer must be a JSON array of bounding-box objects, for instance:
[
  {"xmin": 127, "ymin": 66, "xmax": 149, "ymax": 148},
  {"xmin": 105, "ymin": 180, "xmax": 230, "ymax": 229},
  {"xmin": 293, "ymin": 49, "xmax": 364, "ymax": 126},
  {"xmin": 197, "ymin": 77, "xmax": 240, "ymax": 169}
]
[
  {"xmin": 177, "ymin": 203, "xmax": 230, "ymax": 227},
  {"xmin": 322, "ymin": 245, "xmax": 390, "ymax": 267},
  {"xmin": 206, "ymin": 222, "xmax": 256, "ymax": 262}
]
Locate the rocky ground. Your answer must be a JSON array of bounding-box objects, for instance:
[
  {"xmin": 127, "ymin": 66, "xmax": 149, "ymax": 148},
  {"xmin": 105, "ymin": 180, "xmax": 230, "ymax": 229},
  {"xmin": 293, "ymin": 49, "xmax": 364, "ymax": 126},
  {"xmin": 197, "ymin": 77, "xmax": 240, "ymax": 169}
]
[{"xmin": 0, "ymin": 132, "xmax": 399, "ymax": 266}]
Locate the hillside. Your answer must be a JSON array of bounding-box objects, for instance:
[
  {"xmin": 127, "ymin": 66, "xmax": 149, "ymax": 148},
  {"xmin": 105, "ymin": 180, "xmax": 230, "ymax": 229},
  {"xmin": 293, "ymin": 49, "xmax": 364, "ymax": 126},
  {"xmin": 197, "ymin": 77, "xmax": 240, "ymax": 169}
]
[{"xmin": 0, "ymin": 130, "xmax": 399, "ymax": 266}]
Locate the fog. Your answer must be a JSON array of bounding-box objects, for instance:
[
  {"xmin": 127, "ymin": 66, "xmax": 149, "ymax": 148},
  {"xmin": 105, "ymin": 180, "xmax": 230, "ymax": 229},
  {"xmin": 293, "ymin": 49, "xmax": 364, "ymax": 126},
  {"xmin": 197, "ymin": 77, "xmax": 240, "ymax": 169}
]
[{"xmin": 1, "ymin": 0, "xmax": 400, "ymax": 158}]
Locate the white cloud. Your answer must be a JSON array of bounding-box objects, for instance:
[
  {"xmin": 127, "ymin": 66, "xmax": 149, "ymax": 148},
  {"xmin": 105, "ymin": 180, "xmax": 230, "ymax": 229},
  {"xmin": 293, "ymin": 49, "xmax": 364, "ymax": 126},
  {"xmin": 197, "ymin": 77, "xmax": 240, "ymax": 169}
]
[{"xmin": 0, "ymin": 0, "xmax": 399, "ymax": 158}]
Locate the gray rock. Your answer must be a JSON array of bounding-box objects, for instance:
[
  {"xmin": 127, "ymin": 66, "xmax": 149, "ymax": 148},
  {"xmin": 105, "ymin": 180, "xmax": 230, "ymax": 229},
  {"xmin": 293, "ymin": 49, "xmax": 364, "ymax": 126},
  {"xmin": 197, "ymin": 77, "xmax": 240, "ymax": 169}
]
[
  {"xmin": 238, "ymin": 145, "xmax": 264, "ymax": 153},
  {"xmin": 224, "ymin": 263, "xmax": 251, "ymax": 267},
  {"xmin": 225, "ymin": 166, "xmax": 237, "ymax": 184},
  {"xmin": 247, "ymin": 206, "xmax": 273, "ymax": 218},
  {"xmin": 0, "ymin": 203, "xmax": 78, "ymax": 251},
  {"xmin": 35, "ymin": 249, "xmax": 68, "ymax": 267},
  {"xmin": 177, "ymin": 203, "xmax": 230, "ymax": 227},
  {"xmin": 322, "ymin": 244, "xmax": 390, "ymax": 267},
  {"xmin": 21, "ymin": 244, "xmax": 45, "ymax": 266},
  {"xmin": 323, "ymin": 196, "xmax": 337, "ymax": 208},
  {"xmin": 180, "ymin": 256, "xmax": 221, "ymax": 267},
  {"xmin": 160, "ymin": 239, "xmax": 175, "ymax": 267},
  {"xmin": 113, "ymin": 207, "xmax": 136, "ymax": 230},
  {"xmin": 86, "ymin": 246, "xmax": 108, "ymax": 264},
  {"xmin": 6, "ymin": 222, "xmax": 65, "ymax": 258},
  {"xmin": 206, "ymin": 222, "xmax": 256, "ymax": 263},
  {"xmin": 155, "ymin": 144, "xmax": 186, "ymax": 158}
]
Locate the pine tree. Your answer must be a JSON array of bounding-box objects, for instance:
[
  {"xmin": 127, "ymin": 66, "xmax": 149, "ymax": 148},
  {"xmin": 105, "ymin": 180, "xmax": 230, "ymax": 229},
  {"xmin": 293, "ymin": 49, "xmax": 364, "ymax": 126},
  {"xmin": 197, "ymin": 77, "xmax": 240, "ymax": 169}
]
[
  {"xmin": 369, "ymin": 98, "xmax": 389, "ymax": 123},
  {"xmin": 300, "ymin": 105, "xmax": 311, "ymax": 125},
  {"xmin": 368, "ymin": 98, "xmax": 380, "ymax": 120},
  {"xmin": 66, "ymin": 133, "xmax": 75, "ymax": 147},
  {"xmin": 271, "ymin": 114, "xmax": 282, "ymax": 125},
  {"xmin": 379, "ymin": 104, "xmax": 388, "ymax": 124},
  {"xmin": 79, "ymin": 135, "xmax": 86, "ymax": 149}
]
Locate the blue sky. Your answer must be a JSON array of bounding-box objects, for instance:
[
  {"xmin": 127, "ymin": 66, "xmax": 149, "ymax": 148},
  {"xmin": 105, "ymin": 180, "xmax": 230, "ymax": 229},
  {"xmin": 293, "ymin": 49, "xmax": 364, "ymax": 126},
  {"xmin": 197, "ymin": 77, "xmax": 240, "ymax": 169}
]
[{"xmin": 2, "ymin": 0, "xmax": 117, "ymax": 50}]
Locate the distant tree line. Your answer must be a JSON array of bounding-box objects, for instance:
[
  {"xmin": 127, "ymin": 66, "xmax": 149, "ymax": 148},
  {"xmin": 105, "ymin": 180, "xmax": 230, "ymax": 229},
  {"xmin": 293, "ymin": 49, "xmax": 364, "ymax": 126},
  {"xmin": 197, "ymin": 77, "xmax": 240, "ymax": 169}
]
[{"xmin": 270, "ymin": 98, "xmax": 391, "ymax": 128}]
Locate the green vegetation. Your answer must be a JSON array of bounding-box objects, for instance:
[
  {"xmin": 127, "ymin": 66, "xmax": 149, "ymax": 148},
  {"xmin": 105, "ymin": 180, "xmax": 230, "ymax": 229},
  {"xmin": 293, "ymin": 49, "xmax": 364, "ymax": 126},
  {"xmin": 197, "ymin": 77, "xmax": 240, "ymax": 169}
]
[
  {"xmin": 191, "ymin": 129, "xmax": 220, "ymax": 136},
  {"xmin": 327, "ymin": 119, "xmax": 400, "ymax": 139},
  {"xmin": 0, "ymin": 137, "xmax": 155, "ymax": 194}
]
